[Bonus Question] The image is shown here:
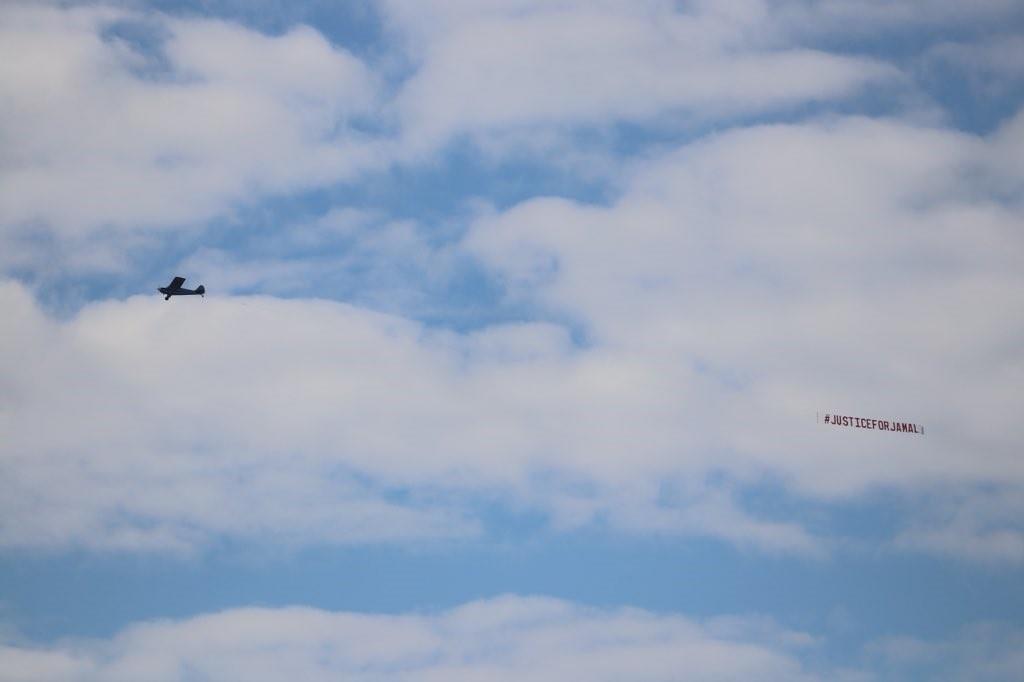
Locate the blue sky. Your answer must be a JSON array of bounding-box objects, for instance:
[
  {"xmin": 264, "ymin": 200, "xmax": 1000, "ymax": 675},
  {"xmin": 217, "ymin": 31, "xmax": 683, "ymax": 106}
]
[{"xmin": 2, "ymin": 1, "xmax": 1024, "ymax": 679}]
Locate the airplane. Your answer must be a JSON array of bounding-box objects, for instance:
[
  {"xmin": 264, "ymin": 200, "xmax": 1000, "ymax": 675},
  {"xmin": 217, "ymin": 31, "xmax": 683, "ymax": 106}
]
[{"xmin": 158, "ymin": 276, "xmax": 205, "ymax": 300}]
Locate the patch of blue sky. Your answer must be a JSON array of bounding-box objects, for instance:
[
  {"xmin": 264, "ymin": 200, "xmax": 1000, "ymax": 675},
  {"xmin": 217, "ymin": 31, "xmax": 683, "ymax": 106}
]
[
  {"xmin": 144, "ymin": 0, "xmax": 387, "ymax": 61},
  {"xmin": 605, "ymin": 82, "xmax": 927, "ymax": 161},
  {"xmin": 795, "ymin": 6, "xmax": 1024, "ymax": 59},
  {"xmin": 735, "ymin": 479, "xmax": 905, "ymax": 543},
  {"xmin": 797, "ymin": 17, "xmax": 1024, "ymax": 134},
  {"xmin": 3, "ymin": 527, "xmax": 1022, "ymax": 661},
  {"xmin": 99, "ymin": 16, "xmax": 179, "ymax": 82},
  {"xmin": 918, "ymin": 63, "xmax": 1024, "ymax": 134},
  {"xmin": 21, "ymin": 223, "xmax": 205, "ymax": 318},
  {"xmin": 357, "ymin": 136, "xmax": 617, "ymax": 217}
]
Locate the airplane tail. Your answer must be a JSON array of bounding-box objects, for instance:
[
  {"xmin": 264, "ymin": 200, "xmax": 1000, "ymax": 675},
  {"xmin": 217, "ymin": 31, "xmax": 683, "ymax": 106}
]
[{"xmin": 195, "ymin": 285, "xmax": 205, "ymax": 297}]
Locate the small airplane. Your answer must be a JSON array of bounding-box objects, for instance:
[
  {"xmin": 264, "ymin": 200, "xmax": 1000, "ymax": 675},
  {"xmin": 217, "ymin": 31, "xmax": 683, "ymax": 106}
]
[{"xmin": 158, "ymin": 276, "xmax": 205, "ymax": 300}]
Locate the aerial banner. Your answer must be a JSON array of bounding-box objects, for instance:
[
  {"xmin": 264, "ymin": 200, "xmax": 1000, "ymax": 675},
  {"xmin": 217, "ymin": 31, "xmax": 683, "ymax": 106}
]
[{"xmin": 818, "ymin": 412, "xmax": 924, "ymax": 434}]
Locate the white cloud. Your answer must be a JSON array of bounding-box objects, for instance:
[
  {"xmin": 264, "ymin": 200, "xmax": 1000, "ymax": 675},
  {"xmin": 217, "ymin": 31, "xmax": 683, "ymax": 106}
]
[
  {"xmin": 2, "ymin": 3, "xmax": 1023, "ymax": 560},
  {"xmin": 466, "ymin": 113, "xmax": 1024, "ymax": 501},
  {"xmin": 383, "ymin": 0, "xmax": 899, "ymax": 154},
  {"xmin": 3, "ymin": 0, "xmax": 1020, "ymax": 279},
  {"xmin": 2, "ymin": 109, "xmax": 1023, "ymax": 558},
  {"xmin": 0, "ymin": 596, "xmax": 826, "ymax": 681},
  {"xmin": 6, "ymin": 0, "xmax": 1013, "ymax": 278},
  {"xmin": 462, "ymin": 113, "xmax": 1024, "ymax": 557},
  {"xmin": 0, "ymin": 4, "xmax": 382, "ymax": 241},
  {"xmin": 0, "ymin": 277, "xmax": 812, "ymax": 552},
  {"xmin": 4, "ymin": 596, "xmax": 1021, "ymax": 681},
  {"xmin": 5, "ymin": 596, "xmax": 1020, "ymax": 681}
]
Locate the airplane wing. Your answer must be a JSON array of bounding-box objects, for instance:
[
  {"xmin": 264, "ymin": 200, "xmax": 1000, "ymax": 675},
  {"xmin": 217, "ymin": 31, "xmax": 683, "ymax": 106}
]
[{"xmin": 167, "ymin": 276, "xmax": 186, "ymax": 290}]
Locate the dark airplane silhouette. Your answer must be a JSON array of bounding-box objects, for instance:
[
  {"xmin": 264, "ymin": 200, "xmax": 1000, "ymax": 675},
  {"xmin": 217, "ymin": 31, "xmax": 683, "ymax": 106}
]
[{"xmin": 159, "ymin": 276, "xmax": 205, "ymax": 300}]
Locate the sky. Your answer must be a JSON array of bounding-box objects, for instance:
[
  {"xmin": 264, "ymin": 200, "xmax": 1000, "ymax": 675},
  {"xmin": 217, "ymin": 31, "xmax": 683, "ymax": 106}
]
[{"xmin": 1, "ymin": 0, "xmax": 1023, "ymax": 679}]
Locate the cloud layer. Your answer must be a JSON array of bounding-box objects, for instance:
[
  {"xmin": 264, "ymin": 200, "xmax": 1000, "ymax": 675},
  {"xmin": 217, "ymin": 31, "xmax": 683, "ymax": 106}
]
[
  {"xmin": 4, "ymin": 596, "xmax": 1023, "ymax": 681},
  {"xmin": 384, "ymin": 0, "xmax": 898, "ymax": 153},
  {"xmin": 0, "ymin": 0, "xmax": 905, "ymax": 255},
  {"xmin": 4, "ymin": 111, "xmax": 1024, "ymax": 559},
  {"xmin": 0, "ymin": 4, "xmax": 379, "ymax": 247},
  {"xmin": 0, "ymin": 596, "xmax": 832, "ymax": 681},
  {"xmin": 1, "ymin": 2, "xmax": 1022, "ymax": 561}
]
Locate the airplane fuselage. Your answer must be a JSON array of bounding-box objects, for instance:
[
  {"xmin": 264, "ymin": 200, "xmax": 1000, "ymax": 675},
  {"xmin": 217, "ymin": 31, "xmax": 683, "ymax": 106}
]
[{"xmin": 159, "ymin": 287, "xmax": 203, "ymax": 296}]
